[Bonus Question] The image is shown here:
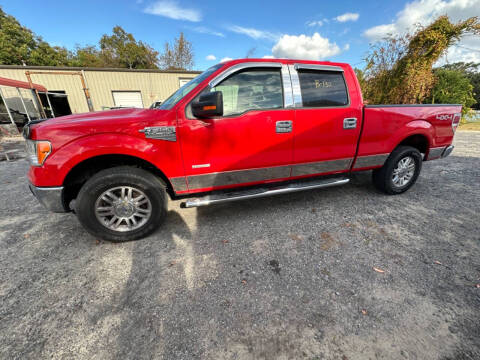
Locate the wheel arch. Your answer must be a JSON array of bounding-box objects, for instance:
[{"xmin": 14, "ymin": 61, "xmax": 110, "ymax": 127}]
[
  {"xmin": 391, "ymin": 119, "xmax": 435, "ymax": 158},
  {"xmin": 63, "ymin": 154, "xmax": 174, "ymax": 208},
  {"xmin": 395, "ymin": 133, "xmax": 430, "ymax": 156}
]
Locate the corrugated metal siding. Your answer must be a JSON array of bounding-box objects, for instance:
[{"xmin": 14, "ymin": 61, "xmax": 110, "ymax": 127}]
[{"xmin": 0, "ymin": 67, "xmax": 199, "ymax": 114}]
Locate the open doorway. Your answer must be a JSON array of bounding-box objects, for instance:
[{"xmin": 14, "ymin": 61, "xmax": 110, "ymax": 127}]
[
  {"xmin": 48, "ymin": 91, "xmax": 72, "ymax": 117},
  {"xmin": 38, "ymin": 91, "xmax": 72, "ymax": 118}
]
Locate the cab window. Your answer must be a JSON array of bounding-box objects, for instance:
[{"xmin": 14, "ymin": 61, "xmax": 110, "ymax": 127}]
[
  {"xmin": 212, "ymin": 68, "xmax": 283, "ymax": 116},
  {"xmin": 297, "ymin": 70, "xmax": 348, "ymax": 107}
]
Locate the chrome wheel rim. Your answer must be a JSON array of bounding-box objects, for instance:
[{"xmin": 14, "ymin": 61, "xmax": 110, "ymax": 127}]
[
  {"xmin": 94, "ymin": 186, "xmax": 152, "ymax": 232},
  {"xmin": 392, "ymin": 156, "xmax": 416, "ymax": 188}
]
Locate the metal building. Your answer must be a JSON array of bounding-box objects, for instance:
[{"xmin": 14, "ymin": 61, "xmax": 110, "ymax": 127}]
[{"xmin": 0, "ymin": 65, "xmax": 201, "ymax": 114}]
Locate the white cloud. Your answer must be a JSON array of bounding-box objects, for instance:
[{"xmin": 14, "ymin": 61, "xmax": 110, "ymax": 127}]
[
  {"xmin": 306, "ymin": 20, "xmax": 323, "ymax": 27},
  {"xmin": 144, "ymin": 1, "xmax": 201, "ymax": 22},
  {"xmin": 206, "ymin": 54, "xmax": 216, "ymax": 61},
  {"xmin": 362, "ymin": 0, "xmax": 480, "ymax": 63},
  {"xmin": 227, "ymin": 25, "xmax": 279, "ymax": 41},
  {"xmin": 364, "ymin": 0, "xmax": 480, "ymax": 41},
  {"xmin": 437, "ymin": 41, "xmax": 480, "ymax": 66},
  {"xmin": 272, "ymin": 33, "xmax": 343, "ymax": 60},
  {"xmin": 363, "ymin": 24, "xmax": 396, "ymax": 40},
  {"xmin": 262, "ymin": 55, "xmax": 275, "ymax": 59},
  {"xmin": 220, "ymin": 57, "xmax": 233, "ymax": 63},
  {"xmin": 191, "ymin": 26, "xmax": 225, "ymax": 37},
  {"xmin": 335, "ymin": 12, "xmax": 359, "ymax": 22}
]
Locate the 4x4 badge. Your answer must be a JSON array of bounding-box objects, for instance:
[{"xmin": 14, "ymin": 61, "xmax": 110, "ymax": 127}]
[{"xmin": 139, "ymin": 126, "xmax": 176, "ymax": 141}]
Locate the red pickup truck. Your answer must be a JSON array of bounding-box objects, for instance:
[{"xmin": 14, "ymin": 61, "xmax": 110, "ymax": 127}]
[{"xmin": 24, "ymin": 59, "xmax": 461, "ymax": 241}]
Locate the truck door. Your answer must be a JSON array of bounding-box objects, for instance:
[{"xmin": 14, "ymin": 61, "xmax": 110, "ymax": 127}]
[
  {"xmin": 178, "ymin": 63, "xmax": 295, "ymax": 192},
  {"xmin": 289, "ymin": 64, "xmax": 362, "ymax": 178}
]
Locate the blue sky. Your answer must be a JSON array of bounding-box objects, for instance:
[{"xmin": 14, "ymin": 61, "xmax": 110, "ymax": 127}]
[{"xmin": 2, "ymin": 0, "xmax": 479, "ymax": 70}]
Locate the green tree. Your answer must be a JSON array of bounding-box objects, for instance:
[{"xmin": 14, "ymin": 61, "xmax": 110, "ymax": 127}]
[
  {"xmin": 426, "ymin": 69, "xmax": 475, "ymax": 115},
  {"xmin": 363, "ymin": 16, "xmax": 480, "ymax": 104},
  {"xmin": 70, "ymin": 45, "xmax": 104, "ymax": 67},
  {"xmin": 159, "ymin": 32, "xmax": 194, "ymax": 70},
  {"xmin": 0, "ymin": 7, "xmax": 70, "ymax": 66},
  {"xmin": 0, "ymin": 7, "xmax": 183, "ymax": 70},
  {"xmin": 29, "ymin": 41, "xmax": 70, "ymax": 66},
  {"xmin": 99, "ymin": 26, "xmax": 159, "ymax": 69},
  {"xmin": 0, "ymin": 7, "xmax": 35, "ymax": 64},
  {"xmin": 438, "ymin": 62, "xmax": 480, "ymax": 109},
  {"xmin": 354, "ymin": 68, "xmax": 367, "ymax": 98}
]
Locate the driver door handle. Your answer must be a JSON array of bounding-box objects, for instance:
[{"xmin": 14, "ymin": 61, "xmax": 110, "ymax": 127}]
[
  {"xmin": 276, "ymin": 120, "xmax": 292, "ymax": 133},
  {"xmin": 343, "ymin": 118, "xmax": 357, "ymax": 129}
]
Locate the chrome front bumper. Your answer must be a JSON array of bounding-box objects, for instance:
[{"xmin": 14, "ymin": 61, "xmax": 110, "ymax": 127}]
[
  {"xmin": 426, "ymin": 145, "xmax": 454, "ymax": 160},
  {"xmin": 29, "ymin": 183, "xmax": 67, "ymax": 213}
]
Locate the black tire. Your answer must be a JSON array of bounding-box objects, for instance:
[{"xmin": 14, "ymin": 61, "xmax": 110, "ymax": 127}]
[
  {"xmin": 372, "ymin": 146, "xmax": 422, "ymax": 195},
  {"xmin": 76, "ymin": 166, "xmax": 167, "ymax": 242}
]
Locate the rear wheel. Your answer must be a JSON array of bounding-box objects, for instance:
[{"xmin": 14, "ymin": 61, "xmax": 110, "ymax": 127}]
[
  {"xmin": 76, "ymin": 166, "xmax": 167, "ymax": 242},
  {"xmin": 372, "ymin": 146, "xmax": 422, "ymax": 195}
]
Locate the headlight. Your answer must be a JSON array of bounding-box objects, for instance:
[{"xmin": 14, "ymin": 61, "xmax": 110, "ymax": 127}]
[{"xmin": 25, "ymin": 140, "xmax": 52, "ymax": 166}]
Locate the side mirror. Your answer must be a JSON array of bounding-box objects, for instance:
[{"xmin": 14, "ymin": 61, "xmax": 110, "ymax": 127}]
[{"xmin": 192, "ymin": 91, "xmax": 223, "ymax": 118}]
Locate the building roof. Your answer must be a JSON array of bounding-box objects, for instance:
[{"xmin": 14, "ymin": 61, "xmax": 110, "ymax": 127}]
[
  {"xmin": 0, "ymin": 65, "xmax": 202, "ymax": 75},
  {"xmin": 0, "ymin": 76, "xmax": 47, "ymax": 92}
]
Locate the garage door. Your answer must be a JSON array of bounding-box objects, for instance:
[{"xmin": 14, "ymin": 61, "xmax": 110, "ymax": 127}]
[
  {"xmin": 179, "ymin": 78, "xmax": 193, "ymax": 88},
  {"xmin": 112, "ymin": 91, "xmax": 144, "ymax": 108}
]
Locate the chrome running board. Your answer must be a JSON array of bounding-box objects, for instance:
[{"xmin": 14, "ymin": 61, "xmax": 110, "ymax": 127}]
[{"xmin": 180, "ymin": 177, "xmax": 349, "ymax": 208}]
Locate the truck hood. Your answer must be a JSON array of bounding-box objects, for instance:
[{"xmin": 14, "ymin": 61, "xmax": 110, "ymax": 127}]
[
  {"xmin": 37, "ymin": 107, "xmax": 155, "ymax": 126},
  {"xmin": 30, "ymin": 107, "xmax": 173, "ymax": 148}
]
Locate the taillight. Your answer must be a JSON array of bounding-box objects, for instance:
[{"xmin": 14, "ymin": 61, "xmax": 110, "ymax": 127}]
[{"xmin": 452, "ymin": 113, "xmax": 461, "ymax": 133}]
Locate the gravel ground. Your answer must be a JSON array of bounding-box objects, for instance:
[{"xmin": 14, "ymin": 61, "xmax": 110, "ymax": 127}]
[{"xmin": 1, "ymin": 131, "xmax": 479, "ymax": 360}]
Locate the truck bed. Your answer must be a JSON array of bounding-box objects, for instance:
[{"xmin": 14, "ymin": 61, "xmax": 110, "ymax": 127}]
[{"xmin": 357, "ymin": 104, "xmax": 462, "ymax": 161}]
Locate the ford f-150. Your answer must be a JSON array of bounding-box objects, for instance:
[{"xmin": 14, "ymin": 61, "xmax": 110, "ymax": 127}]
[{"xmin": 24, "ymin": 58, "xmax": 461, "ymax": 241}]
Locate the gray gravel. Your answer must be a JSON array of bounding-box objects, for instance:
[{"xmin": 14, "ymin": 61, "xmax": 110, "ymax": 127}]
[{"xmin": 1, "ymin": 131, "xmax": 479, "ymax": 360}]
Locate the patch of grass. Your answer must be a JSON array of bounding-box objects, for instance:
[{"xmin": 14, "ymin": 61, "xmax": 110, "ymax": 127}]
[{"xmin": 458, "ymin": 122, "xmax": 480, "ymax": 131}]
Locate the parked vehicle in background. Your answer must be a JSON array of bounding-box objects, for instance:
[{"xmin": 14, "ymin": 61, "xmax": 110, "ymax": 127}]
[
  {"xmin": 149, "ymin": 101, "xmax": 162, "ymax": 109},
  {"xmin": 24, "ymin": 59, "xmax": 461, "ymax": 241}
]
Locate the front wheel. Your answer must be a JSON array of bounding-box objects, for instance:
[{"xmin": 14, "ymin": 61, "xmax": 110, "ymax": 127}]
[
  {"xmin": 76, "ymin": 166, "xmax": 167, "ymax": 242},
  {"xmin": 372, "ymin": 146, "xmax": 422, "ymax": 195}
]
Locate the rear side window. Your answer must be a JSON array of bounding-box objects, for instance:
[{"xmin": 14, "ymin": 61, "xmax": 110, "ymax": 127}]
[
  {"xmin": 212, "ymin": 68, "xmax": 283, "ymax": 116},
  {"xmin": 298, "ymin": 70, "xmax": 348, "ymax": 107}
]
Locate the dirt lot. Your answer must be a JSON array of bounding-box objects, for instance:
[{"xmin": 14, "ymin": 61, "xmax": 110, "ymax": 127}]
[{"xmin": 1, "ymin": 131, "xmax": 479, "ymax": 360}]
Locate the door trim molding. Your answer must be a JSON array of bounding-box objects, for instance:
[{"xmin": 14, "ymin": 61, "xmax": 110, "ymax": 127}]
[
  {"xmin": 173, "ymin": 154, "xmax": 391, "ymax": 192},
  {"xmin": 353, "ymin": 153, "xmax": 389, "ymax": 169},
  {"xmin": 170, "ymin": 177, "xmax": 189, "ymax": 192},
  {"xmin": 291, "ymin": 158, "xmax": 353, "ymax": 177},
  {"xmin": 182, "ymin": 157, "xmax": 353, "ymax": 191},
  {"xmin": 187, "ymin": 165, "xmax": 291, "ymax": 190}
]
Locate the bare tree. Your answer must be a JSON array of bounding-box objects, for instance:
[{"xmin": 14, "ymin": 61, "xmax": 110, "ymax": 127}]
[{"xmin": 159, "ymin": 32, "xmax": 194, "ymax": 70}]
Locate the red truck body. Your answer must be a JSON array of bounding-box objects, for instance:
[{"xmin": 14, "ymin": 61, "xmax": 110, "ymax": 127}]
[
  {"xmin": 27, "ymin": 59, "xmax": 460, "ymax": 192},
  {"xmin": 24, "ymin": 58, "xmax": 461, "ymax": 240}
]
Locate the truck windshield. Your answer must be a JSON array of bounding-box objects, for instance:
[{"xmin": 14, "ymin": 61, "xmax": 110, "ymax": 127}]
[{"xmin": 159, "ymin": 64, "xmax": 223, "ymax": 110}]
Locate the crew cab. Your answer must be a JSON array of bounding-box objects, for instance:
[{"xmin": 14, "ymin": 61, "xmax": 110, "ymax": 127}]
[{"xmin": 24, "ymin": 59, "xmax": 461, "ymax": 241}]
